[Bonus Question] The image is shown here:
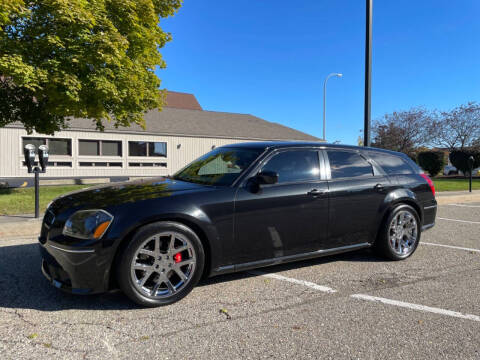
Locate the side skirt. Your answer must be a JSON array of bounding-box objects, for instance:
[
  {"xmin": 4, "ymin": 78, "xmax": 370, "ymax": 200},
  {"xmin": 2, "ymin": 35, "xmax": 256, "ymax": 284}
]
[{"xmin": 211, "ymin": 242, "xmax": 371, "ymax": 276}]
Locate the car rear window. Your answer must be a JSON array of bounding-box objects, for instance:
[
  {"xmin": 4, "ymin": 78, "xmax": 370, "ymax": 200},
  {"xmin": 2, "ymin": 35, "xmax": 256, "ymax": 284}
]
[
  {"xmin": 326, "ymin": 150, "xmax": 373, "ymax": 179},
  {"xmin": 366, "ymin": 151, "xmax": 416, "ymax": 175}
]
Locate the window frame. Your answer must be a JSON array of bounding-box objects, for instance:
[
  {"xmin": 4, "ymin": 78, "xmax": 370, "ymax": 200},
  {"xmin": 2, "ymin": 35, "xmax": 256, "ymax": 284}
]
[
  {"xmin": 101, "ymin": 140, "xmax": 123, "ymax": 157},
  {"xmin": 22, "ymin": 136, "xmax": 72, "ymax": 156},
  {"xmin": 242, "ymin": 147, "xmax": 325, "ymax": 187},
  {"xmin": 78, "ymin": 139, "xmax": 100, "ymax": 156},
  {"xmin": 323, "ymin": 148, "xmax": 379, "ymax": 180},
  {"xmin": 128, "ymin": 141, "xmax": 167, "ymax": 157},
  {"xmin": 78, "ymin": 139, "xmax": 123, "ymax": 157}
]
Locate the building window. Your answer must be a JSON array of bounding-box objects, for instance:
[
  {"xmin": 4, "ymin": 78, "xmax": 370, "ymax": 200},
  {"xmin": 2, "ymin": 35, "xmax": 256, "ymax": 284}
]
[
  {"xmin": 54, "ymin": 162, "xmax": 73, "ymax": 167},
  {"xmin": 129, "ymin": 162, "xmax": 167, "ymax": 168},
  {"xmin": 148, "ymin": 142, "xmax": 167, "ymax": 157},
  {"xmin": 102, "ymin": 141, "xmax": 122, "ymax": 156},
  {"xmin": 129, "ymin": 141, "xmax": 167, "ymax": 157},
  {"xmin": 79, "ymin": 140, "xmax": 122, "ymax": 156},
  {"xmin": 22, "ymin": 137, "xmax": 72, "ymax": 156},
  {"xmin": 79, "ymin": 140, "xmax": 99, "ymax": 156},
  {"xmin": 22, "ymin": 161, "xmax": 72, "ymax": 167},
  {"xmin": 128, "ymin": 141, "xmax": 147, "ymax": 156},
  {"xmin": 79, "ymin": 162, "xmax": 123, "ymax": 167}
]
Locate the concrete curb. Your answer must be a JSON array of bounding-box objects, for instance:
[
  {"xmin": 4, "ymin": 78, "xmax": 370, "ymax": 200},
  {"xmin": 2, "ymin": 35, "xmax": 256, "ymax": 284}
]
[{"xmin": 0, "ymin": 191, "xmax": 479, "ymax": 239}]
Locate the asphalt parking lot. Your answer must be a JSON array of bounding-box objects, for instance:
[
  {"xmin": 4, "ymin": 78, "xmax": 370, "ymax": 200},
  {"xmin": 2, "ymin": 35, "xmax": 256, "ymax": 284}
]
[{"xmin": 1, "ymin": 202, "xmax": 479, "ymax": 359}]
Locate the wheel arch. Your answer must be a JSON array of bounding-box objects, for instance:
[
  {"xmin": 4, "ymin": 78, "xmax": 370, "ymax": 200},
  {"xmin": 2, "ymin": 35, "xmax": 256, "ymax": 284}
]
[
  {"xmin": 374, "ymin": 190, "xmax": 423, "ymax": 246},
  {"xmin": 107, "ymin": 216, "xmax": 214, "ymax": 290}
]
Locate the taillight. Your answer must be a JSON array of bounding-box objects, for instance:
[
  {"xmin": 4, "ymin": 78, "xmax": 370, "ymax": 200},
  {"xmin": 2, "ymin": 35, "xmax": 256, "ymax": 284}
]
[{"xmin": 420, "ymin": 173, "xmax": 435, "ymax": 197}]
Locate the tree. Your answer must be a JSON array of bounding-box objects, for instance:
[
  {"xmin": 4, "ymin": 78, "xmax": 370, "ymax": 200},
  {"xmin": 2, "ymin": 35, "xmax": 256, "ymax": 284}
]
[
  {"xmin": 371, "ymin": 107, "xmax": 432, "ymax": 159},
  {"xmin": 430, "ymin": 102, "xmax": 480, "ymax": 151},
  {"xmin": 0, "ymin": 0, "xmax": 182, "ymax": 134},
  {"xmin": 449, "ymin": 150, "xmax": 480, "ymax": 177},
  {"xmin": 417, "ymin": 151, "xmax": 445, "ymax": 177}
]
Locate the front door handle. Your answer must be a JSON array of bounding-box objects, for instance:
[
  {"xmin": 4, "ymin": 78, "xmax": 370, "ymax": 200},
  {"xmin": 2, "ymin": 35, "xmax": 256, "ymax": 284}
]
[
  {"xmin": 374, "ymin": 183, "xmax": 384, "ymax": 191},
  {"xmin": 307, "ymin": 189, "xmax": 326, "ymax": 197}
]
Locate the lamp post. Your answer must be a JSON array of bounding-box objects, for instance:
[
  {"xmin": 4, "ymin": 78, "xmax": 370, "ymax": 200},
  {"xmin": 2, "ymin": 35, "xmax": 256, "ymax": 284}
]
[
  {"xmin": 323, "ymin": 72, "xmax": 343, "ymax": 141},
  {"xmin": 468, "ymin": 156, "xmax": 475, "ymax": 193},
  {"xmin": 364, "ymin": 0, "xmax": 373, "ymax": 146}
]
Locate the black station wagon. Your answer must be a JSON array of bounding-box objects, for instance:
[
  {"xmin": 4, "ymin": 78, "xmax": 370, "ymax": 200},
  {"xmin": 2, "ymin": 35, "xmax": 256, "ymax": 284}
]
[{"xmin": 39, "ymin": 142, "xmax": 437, "ymax": 306}]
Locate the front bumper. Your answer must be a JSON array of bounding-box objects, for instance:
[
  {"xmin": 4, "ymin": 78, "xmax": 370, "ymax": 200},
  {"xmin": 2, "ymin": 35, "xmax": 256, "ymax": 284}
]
[{"xmin": 39, "ymin": 239, "xmax": 112, "ymax": 294}]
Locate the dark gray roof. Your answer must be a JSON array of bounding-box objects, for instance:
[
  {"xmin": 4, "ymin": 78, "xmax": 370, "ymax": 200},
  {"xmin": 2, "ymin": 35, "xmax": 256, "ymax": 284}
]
[{"xmin": 62, "ymin": 107, "xmax": 320, "ymax": 141}]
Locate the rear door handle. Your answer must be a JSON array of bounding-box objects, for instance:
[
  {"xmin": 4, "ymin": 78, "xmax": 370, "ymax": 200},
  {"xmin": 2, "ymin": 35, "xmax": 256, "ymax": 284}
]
[
  {"xmin": 307, "ymin": 189, "xmax": 326, "ymax": 197},
  {"xmin": 374, "ymin": 183, "xmax": 384, "ymax": 191}
]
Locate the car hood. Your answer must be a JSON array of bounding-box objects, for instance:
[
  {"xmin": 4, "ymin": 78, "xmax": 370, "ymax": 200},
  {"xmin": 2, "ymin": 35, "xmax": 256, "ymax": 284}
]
[{"xmin": 49, "ymin": 177, "xmax": 211, "ymax": 214}]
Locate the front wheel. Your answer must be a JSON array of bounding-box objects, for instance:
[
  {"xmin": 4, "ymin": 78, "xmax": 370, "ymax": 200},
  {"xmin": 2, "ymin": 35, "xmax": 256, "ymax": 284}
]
[
  {"xmin": 374, "ymin": 204, "xmax": 421, "ymax": 260},
  {"xmin": 117, "ymin": 221, "xmax": 205, "ymax": 307}
]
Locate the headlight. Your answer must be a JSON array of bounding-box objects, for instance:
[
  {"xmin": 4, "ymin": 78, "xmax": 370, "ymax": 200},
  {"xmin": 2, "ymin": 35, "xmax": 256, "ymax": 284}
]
[{"xmin": 63, "ymin": 210, "xmax": 114, "ymax": 240}]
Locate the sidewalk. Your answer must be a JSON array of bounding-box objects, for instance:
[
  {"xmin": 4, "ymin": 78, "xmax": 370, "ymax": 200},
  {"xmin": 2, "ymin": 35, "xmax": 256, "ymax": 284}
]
[
  {"xmin": 1, "ymin": 190, "xmax": 479, "ymax": 239},
  {"xmin": 0, "ymin": 214, "xmax": 42, "ymax": 239},
  {"xmin": 435, "ymin": 190, "xmax": 480, "ymax": 205}
]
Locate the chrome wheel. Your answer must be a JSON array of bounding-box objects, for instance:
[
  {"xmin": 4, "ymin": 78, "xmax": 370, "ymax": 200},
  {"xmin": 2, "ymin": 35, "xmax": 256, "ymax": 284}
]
[
  {"xmin": 130, "ymin": 231, "xmax": 196, "ymax": 298},
  {"xmin": 388, "ymin": 210, "xmax": 418, "ymax": 256}
]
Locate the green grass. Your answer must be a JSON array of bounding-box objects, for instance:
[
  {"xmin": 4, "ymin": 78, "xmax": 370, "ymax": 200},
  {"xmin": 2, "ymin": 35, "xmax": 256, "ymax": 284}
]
[
  {"xmin": 433, "ymin": 178, "xmax": 480, "ymax": 192},
  {"xmin": 0, "ymin": 185, "xmax": 90, "ymax": 215}
]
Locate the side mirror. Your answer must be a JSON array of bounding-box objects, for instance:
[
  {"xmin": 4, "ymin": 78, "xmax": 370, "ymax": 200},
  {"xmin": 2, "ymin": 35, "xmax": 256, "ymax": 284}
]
[
  {"xmin": 38, "ymin": 145, "xmax": 49, "ymax": 172},
  {"xmin": 256, "ymin": 170, "xmax": 279, "ymax": 185},
  {"xmin": 24, "ymin": 144, "xmax": 36, "ymax": 173}
]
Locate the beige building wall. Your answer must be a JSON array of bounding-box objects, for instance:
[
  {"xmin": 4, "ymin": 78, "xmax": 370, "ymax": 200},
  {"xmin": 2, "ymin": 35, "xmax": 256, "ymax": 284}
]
[{"xmin": 0, "ymin": 127, "xmax": 253, "ymax": 178}]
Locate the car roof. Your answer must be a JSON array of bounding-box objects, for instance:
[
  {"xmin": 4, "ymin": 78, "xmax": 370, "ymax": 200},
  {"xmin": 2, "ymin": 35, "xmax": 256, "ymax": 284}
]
[{"xmin": 221, "ymin": 141, "xmax": 407, "ymax": 157}]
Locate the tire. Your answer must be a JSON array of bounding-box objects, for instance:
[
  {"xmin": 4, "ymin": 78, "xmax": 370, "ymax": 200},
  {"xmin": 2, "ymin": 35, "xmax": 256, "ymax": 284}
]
[
  {"xmin": 117, "ymin": 221, "xmax": 205, "ymax": 307},
  {"xmin": 373, "ymin": 204, "xmax": 421, "ymax": 261}
]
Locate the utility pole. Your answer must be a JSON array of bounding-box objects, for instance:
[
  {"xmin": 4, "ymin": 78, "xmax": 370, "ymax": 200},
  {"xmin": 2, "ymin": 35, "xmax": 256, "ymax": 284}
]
[
  {"xmin": 364, "ymin": 0, "xmax": 372, "ymax": 147},
  {"xmin": 323, "ymin": 73, "xmax": 343, "ymax": 141}
]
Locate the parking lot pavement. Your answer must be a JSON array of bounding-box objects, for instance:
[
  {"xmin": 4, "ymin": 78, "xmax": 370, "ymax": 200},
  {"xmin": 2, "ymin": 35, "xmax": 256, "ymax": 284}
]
[{"xmin": 1, "ymin": 202, "xmax": 479, "ymax": 359}]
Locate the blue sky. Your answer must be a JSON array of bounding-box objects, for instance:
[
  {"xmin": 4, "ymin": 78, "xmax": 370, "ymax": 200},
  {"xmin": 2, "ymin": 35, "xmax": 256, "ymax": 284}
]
[{"xmin": 157, "ymin": 1, "xmax": 480, "ymax": 144}]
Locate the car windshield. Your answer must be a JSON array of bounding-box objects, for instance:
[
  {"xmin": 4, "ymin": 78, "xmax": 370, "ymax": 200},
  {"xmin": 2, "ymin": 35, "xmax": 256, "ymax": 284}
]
[{"xmin": 173, "ymin": 147, "xmax": 263, "ymax": 186}]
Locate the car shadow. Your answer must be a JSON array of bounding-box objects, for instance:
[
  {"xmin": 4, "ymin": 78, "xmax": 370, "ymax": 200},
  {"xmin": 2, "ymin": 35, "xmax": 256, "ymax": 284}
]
[
  {"xmin": 0, "ymin": 242, "xmax": 385, "ymax": 311},
  {"xmin": 198, "ymin": 248, "xmax": 387, "ymax": 286}
]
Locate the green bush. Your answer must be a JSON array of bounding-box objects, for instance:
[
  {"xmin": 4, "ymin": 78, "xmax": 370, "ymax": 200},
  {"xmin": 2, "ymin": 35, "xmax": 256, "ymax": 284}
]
[
  {"xmin": 449, "ymin": 150, "xmax": 480, "ymax": 176},
  {"xmin": 417, "ymin": 151, "xmax": 445, "ymax": 177}
]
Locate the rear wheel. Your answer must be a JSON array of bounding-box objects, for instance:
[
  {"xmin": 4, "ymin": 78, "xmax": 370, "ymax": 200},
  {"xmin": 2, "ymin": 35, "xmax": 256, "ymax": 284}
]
[
  {"xmin": 117, "ymin": 222, "xmax": 204, "ymax": 307},
  {"xmin": 374, "ymin": 204, "xmax": 421, "ymax": 260}
]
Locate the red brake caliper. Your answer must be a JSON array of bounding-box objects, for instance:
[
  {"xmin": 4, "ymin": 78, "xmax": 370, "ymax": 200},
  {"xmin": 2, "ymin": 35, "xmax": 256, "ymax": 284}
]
[{"xmin": 173, "ymin": 253, "xmax": 182, "ymax": 263}]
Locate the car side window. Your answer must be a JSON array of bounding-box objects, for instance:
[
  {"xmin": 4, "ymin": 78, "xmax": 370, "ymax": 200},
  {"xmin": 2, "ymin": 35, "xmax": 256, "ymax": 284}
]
[
  {"xmin": 261, "ymin": 150, "xmax": 320, "ymax": 184},
  {"xmin": 366, "ymin": 151, "xmax": 414, "ymax": 175},
  {"xmin": 327, "ymin": 150, "xmax": 373, "ymax": 179}
]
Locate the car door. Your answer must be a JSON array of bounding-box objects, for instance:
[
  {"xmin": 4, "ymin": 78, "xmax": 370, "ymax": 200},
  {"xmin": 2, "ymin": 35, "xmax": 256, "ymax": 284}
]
[
  {"xmin": 324, "ymin": 148, "xmax": 391, "ymax": 248},
  {"xmin": 233, "ymin": 148, "xmax": 329, "ymax": 264}
]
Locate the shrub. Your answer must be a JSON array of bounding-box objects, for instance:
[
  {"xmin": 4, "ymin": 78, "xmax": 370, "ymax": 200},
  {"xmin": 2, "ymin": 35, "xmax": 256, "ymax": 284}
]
[
  {"xmin": 449, "ymin": 150, "xmax": 480, "ymax": 176},
  {"xmin": 417, "ymin": 151, "xmax": 445, "ymax": 177}
]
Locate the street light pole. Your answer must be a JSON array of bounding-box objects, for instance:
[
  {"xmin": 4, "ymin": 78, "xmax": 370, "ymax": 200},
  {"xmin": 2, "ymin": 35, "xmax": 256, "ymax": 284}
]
[
  {"xmin": 364, "ymin": 0, "xmax": 373, "ymax": 146},
  {"xmin": 323, "ymin": 72, "xmax": 343, "ymax": 141}
]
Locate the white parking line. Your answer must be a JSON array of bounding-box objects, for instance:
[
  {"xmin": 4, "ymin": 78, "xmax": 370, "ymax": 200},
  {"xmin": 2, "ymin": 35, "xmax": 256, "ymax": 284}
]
[
  {"xmin": 446, "ymin": 203, "xmax": 480, "ymax": 208},
  {"xmin": 421, "ymin": 242, "xmax": 480, "ymax": 253},
  {"xmin": 437, "ymin": 217, "xmax": 480, "ymax": 225},
  {"xmin": 351, "ymin": 294, "xmax": 480, "ymax": 322},
  {"xmin": 251, "ymin": 269, "xmax": 480, "ymax": 323},
  {"xmin": 249, "ymin": 270, "xmax": 337, "ymax": 293}
]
